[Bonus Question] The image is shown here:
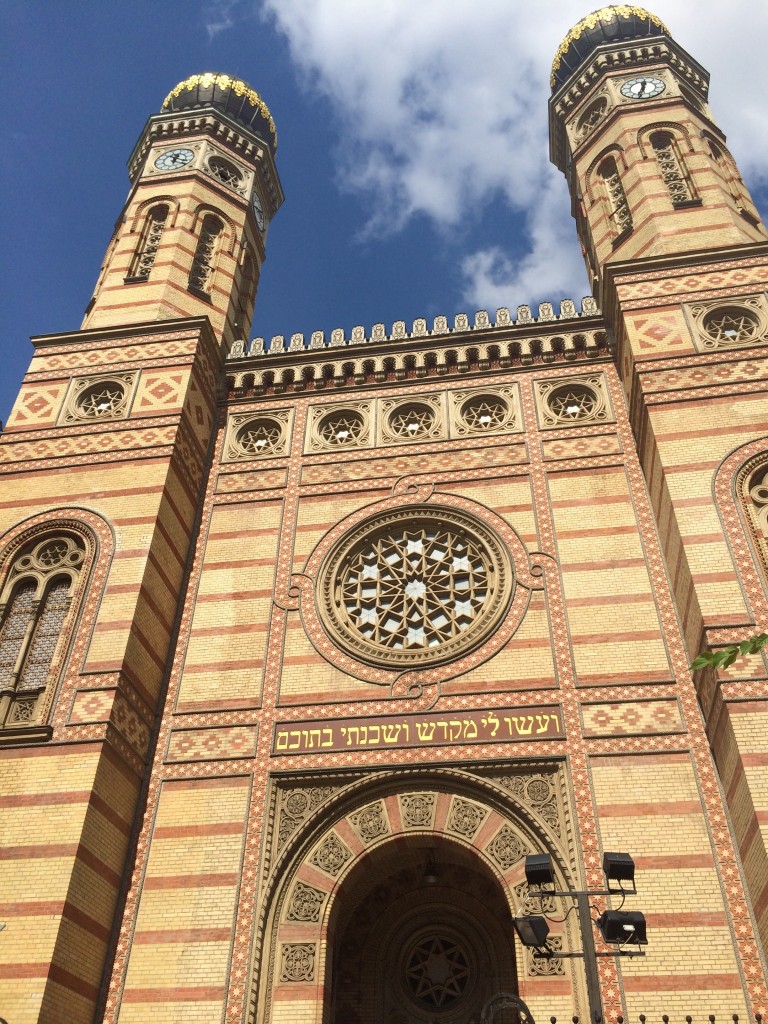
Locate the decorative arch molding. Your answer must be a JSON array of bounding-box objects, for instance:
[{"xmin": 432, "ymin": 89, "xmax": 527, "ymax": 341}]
[
  {"xmin": 713, "ymin": 438, "xmax": 768, "ymax": 635},
  {"xmin": 585, "ymin": 142, "xmax": 628, "ymax": 205},
  {"xmin": 250, "ymin": 763, "xmax": 577, "ymax": 1024},
  {"xmin": 0, "ymin": 508, "xmax": 114, "ymax": 736},
  {"xmin": 189, "ymin": 203, "xmax": 237, "ymax": 255},
  {"xmin": 128, "ymin": 194, "xmax": 181, "ymax": 232},
  {"xmin": 637, "ymin": 120, "xmax": 694, "ymax": 158}
]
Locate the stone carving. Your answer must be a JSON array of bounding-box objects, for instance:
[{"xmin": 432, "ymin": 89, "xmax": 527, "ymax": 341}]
[
  {"xmin": 277, "ymin": 785, "xmax": 336, "ymax": 851},
  {"xmin": 581, "ymin": 295, "xmax": 598, "ymax": 315},
  {"xmin": 516, "ymin": 304, "xmax": 533, "ymax": 324},
  {"xmin": 289, "ymin": 332, "xmax": 305, "ymax": 351},
  {"xmin": 331, "ymin": 327, "xmax": 345, "ymax": 347},
  {"xmin": 286, "ymin": 881, "xmax": 326, "ymax": 922},
  {"xmin": 249, "ymin": 336, "xmax": 265, "ymax": 355},
  {"xmin": 228, "ymin": 338, "xmax": 246, "ymax": 358},
  {"xmin": 496, "ymin": 307, "xmax": 511, "ymax": 325},
  {"xmin": 350, "ymin": 325, "xmax": 366, "ymax": 344},
  {"xmin": 454, "ymin": 313, "xmax": 469, "ymax": 331},
  {"xmin": 412, "ymin": 318, "xmax": 427, "ymax": 336},
  {"xmin": 433, "ymin": 315, "xmax": 448, "ymax": 334},
  {"xmin": 400, "ymin": 792, "xmax": 435, "ymax": 828},
  {"xmin": 310, "ymin": 330, "xmax": 325, "ymax": 348},
  {"xmin": 391, "ymin": 320, "xmax": 406, "ymax": 339},
  {"xmin": 538, "ymin": 302, "xmax": 555, "ymax": 321},
  {"xmin": 496, "ymin": 773, "xmax": 561, "ymax": 837},
  {"xmin": 270, "ymin": 335, "xmax": 285, "ymax": 352},
  {"xmin": 371, "ymin": 323, "xmax": 386, "ymax": 341},
  {"xmin": 349, "ymin": 801, "xmax": 389, "ymax": 843},
  {"xmin": 447, "ymin": 798, "xmax": 487, "ymax": 839},
  {"xmin": 514, "ymin": 880, "xmax": 558, "ymax": 916},
  {"xmin": 486, "ymin": 825, "xmax": 526, "ymax": 870},
  {"xmin": 560, "ymin": 298, "xmax": 577, "ymax": 318},
  {"xmin": 527, "ymin": 936, "xmax": 565, "ymax": 976},
  {"xmin": 311, "ymin": 832, "xmax": 352, "ymax": 876},
  {"xmin": 475, "ymin": 310, "xmax": 490, "ymax": 328},
  {"xmin": 280, "ymin": 943, "xmax": 315, "ymax": 983}
]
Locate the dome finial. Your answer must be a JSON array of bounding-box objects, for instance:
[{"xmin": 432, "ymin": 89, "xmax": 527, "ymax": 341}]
[
  {"xmin": 162, "ymin": 72, "xmax": 277, "ymax": 152},
  {"xmin": 551, "ymin": 6, "xmax": 670, "ymax": 91}
]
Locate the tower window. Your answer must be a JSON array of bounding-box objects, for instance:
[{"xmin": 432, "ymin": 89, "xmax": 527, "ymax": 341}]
[
  {"xmin": 598, "ymin": 157, "xmax": 632, "ymax": 237},
  {"xmin": 188, "ymin": 215, "xmax": 224, "ymax": 295},
  {"xmin": 128, "ymin": 204, "xmax": 168, "ymax": 280},
  {"xmin": 207, "ymin": 156, "xmax": 243, "ymax": 190},
  {"xmin": 650, "ymin": 132, "xmax": 693, "ymax": 206},
  {"xmin": 0, "ymin": 535, "xmax": 85, "ymax": 731},
  {"xmin": 702, "ymin": 306, "xmax": 761, "ymax": 346}
]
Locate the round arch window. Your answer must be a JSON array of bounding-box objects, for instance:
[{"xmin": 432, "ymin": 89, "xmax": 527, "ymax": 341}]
[
  {"xmin": 75, "ymin": 380, "xmax": 127, "ymax": 419},
  {"xmin": 207, "ymin": 155, "xmax": 242, "ymax": 188},
  {"xmin": 459, "ymin": 393, "xmax": 510, "ymax": 432},
  {"xmin": 702, "ymin": 305, "xmax": 762, "ymax": 346},
  {"xmin": 387, "ymin": 402, "xmax": 436, "ymax": 440},
  {"xmin": 235, "ymin": 416, "xmax": 284, "ymax": 456},
  {"xmin": 317, "ymin": 505, "xmax": 514, "ymax": 668},
  {"xmin": 545, "ymin": 382, "xmax": 600, "ymax": 422},
  {"xmin": 317, "ymin": 409, "xmax": 365, "ymax": 447}
]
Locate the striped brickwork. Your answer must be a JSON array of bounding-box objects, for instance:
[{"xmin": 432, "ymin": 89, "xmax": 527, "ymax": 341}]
[
  {"xmin": 0, "ymin": 317, "xmax": 219, "ymax": 1022},
  {"xmin": 94, "ymin": 348, "xmax": 767, "ymax": 1023}
]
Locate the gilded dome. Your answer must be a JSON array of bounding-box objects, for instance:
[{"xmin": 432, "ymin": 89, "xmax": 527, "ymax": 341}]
[
  {"xmin": 551, "ymin": 6, "xmax": 670, "ymax": 91},
  {"xmin": 162, "ymin": 73, "xmax": 277, "ymax": 153}
]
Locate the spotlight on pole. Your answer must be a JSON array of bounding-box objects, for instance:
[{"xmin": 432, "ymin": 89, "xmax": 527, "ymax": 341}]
[
  {"xmin": 512, "ymin": 915, "xmax": 551, "ymax": 949},
  {"xmin": 596, "ymin": 909, "xmax": 647, "ymax": 946},
  {"xmin": 524, "ymin": 853, "xmax": 555, "ymax": 888},
  {"xmin": 602, "ymin": 851, "xmax": 636, "ymax": 893}
]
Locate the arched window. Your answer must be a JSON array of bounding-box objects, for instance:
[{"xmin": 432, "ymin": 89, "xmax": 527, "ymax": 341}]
[
  {"xmin": 651, "ymin": 131, "xmax": 694, "ymax": 206},
  {"xmin": 236, "ymin": 251, "xmax": 258, "ymax": 337},
  {"xmin": 0, "ymin": 535, "xmax": 85, "ymax": 731},
  {"xmin": 598, "ymin": 157, "xmax": 632, "ymax": 237},
  {"xmin": 128, "ymin": 204, "xmax": 169, "ymax": 280},
  {"xmin": 188, "ymin": 215, "xmax": 224, "ymax": 294}
]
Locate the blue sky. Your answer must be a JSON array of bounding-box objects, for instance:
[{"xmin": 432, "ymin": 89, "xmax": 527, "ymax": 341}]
[{"xmin": 1, "ymin": 0, "xmax": 766, "ymax": 427}]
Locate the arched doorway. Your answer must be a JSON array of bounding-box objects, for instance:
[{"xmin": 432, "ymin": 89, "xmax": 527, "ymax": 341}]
[{"xmin": 328, "ymin": 836, "xmax": 518, "ymax": 1024}]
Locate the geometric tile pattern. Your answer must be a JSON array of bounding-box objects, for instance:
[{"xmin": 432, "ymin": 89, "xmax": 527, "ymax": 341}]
[
  {"xmin": 166, "ymin": 724, "xmax": 259, "ymax": 762},
  {"xmin": 581, "ymin": 698, "xmax": 683, "ymax": 736}
]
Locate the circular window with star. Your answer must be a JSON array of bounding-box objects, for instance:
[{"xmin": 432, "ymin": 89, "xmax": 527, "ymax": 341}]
[{"xmin": 316, "ymin": 504, "xmax": 515, "ymax": 670}]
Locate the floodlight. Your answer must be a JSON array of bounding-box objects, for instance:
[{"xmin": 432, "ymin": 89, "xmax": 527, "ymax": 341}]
[
  {"xmin": 513, "ymin": 915, "xmax": 550, "ymax": 948},
  {"xmin": 524, "ymin": 853, "xmax": 555, "ymax": 887},
  {"xmin": 602, "ymin": 852, "xmax": 635, "ymax": 888},
  {"xmin": 596, "ymin": 909, "xmax": 647, "ymax": 946}
]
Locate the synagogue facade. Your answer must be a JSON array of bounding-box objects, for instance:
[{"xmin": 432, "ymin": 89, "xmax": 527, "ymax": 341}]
[{"xmin": 0, "ymin": 6, "xmax": 767, "ymax": 1024}]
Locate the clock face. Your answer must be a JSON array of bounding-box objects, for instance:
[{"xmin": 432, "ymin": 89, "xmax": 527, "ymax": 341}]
[
  {"xmin": 251, "ymin": 189, "xmax": 265, "ymax": 231},
  {"xmin": 154, "ymin": 148, "xmax": 195, "ymax": 171},
  {"xmin": 620, "ymin": 76, "xmax": 665, "ymax": 100}
]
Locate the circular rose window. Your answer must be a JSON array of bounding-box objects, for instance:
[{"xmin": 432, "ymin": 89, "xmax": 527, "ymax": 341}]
[
  {"xmin": 404, "ymin": 934, "xmax": 471, "ymax": 1011},
  {"xmin": 317, "ymin": 506, "xmax": 514, "ymax": 668}
]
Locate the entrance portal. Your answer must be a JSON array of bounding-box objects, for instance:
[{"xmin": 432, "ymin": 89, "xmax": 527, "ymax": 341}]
[{"xmin": 329, "ymin": 836, "xmax": 518, "ymax": 1024}]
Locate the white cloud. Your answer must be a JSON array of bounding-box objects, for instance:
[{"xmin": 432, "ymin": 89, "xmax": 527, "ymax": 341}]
[
  {"xmin": 205, "ymin": 0, "xmax": 241, "ymax": 39},
  {"xmin": 261, "ymin": 0, "xmax": 768, "ymax": 306}
]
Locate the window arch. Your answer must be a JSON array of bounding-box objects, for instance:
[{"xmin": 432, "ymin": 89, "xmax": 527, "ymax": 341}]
[
  {"xmin": 236, "ymin": 250, "xmax": 258, "ymax": 337},
  {"xmin": 128, "ymin": 203, "xmax": 169, "ymax": 280},
  {"xmin": 0, "ymin": 534, "xmax": 86, "ymax": 731},
  {"xmin": 650, "ymin": 131, "xmax": 695, "ymax": 206},
  {"xmin": 188, "ymin": 214, "xmax": 224, "ymax": 294},
  {"xmin": 598, "ymin": 155, "xmax": 632, "ymax": 237}
]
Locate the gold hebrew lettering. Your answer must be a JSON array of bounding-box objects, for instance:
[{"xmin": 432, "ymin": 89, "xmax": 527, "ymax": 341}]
[{"xmin": 416, "ymin": 722, "xmax": 436, "ymax": 742}]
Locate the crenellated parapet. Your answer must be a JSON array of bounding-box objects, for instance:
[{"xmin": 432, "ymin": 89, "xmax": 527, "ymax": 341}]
[
  {"xmin": 227, "ymin": 297, "xmax": 599, "ymax": 361},
  {"xmin": 224, "ymin": 298, "xmax": 609, "ymax": 399}
]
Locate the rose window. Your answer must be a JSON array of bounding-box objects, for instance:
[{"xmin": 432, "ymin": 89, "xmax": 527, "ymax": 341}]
[
  {"xmin": 546, "ymin": 383, "xmax": 598, "ymax": 421},
  {"xmin": 404, "ymin": 935, "xmax": 470, "ymax": 1010},
  {"xmin": 318, "ymin": 410, "xmax": 365, "ymax": 447},
  {"xmin": 207, "ymin": 156, "xmax": 242, "ymax": 188},
  {"xmin": 318, "ymin": 506, "xmax": 513, "ymax": 668},
  {"xmin": 702, "ymin": 306, "xmax": 761, "ymax": 345},
  {"xmin": 235, "ymin": 417, "xmax": 283, "ymax": 456},
  {"xmin": 388, "ymin": 402, "xmax": 435, "ymax": 440},
  {"xmin": 75, "ymin": 381, "xmax": 127, "ymax": 418},
  {"xmin": 459, "ymin": 394, "xmax": 510, "ymax": 431}
]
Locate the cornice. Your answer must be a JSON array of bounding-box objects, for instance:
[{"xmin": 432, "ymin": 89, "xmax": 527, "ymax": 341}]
[
  {"xmin": 30, "ymin": 315, "xmax": 218, "ymax": 351},
  {"xmin": 224, "ymin": 303, "xmax": 611, "ymax": 402}
]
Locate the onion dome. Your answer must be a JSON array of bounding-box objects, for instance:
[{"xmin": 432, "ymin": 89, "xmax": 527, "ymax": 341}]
[
  {"xmin": 162, "ymin": 72, "xmax": 277, "ymax": 154},
  {"xmin": 551, "ymin": 6, "xmax": 670, "ymax": 91}
]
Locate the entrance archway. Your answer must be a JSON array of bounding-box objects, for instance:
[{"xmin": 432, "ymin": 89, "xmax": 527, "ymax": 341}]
[{"xmin": 329, "ymin": 835, "xmax": 518, "ymax": 1024}]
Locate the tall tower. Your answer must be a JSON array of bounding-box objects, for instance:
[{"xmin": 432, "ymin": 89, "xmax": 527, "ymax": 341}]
[
  {"xmin": 0, "ymin": 73, "xmax": 281, "ymax": 1024},
  {"xmin": 550, "ymin": 6, "xmax": 768, "ymax": 960},
  {"xmin": 82, "ymin": 73, "xmax": 283, "ymax": 351}
]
